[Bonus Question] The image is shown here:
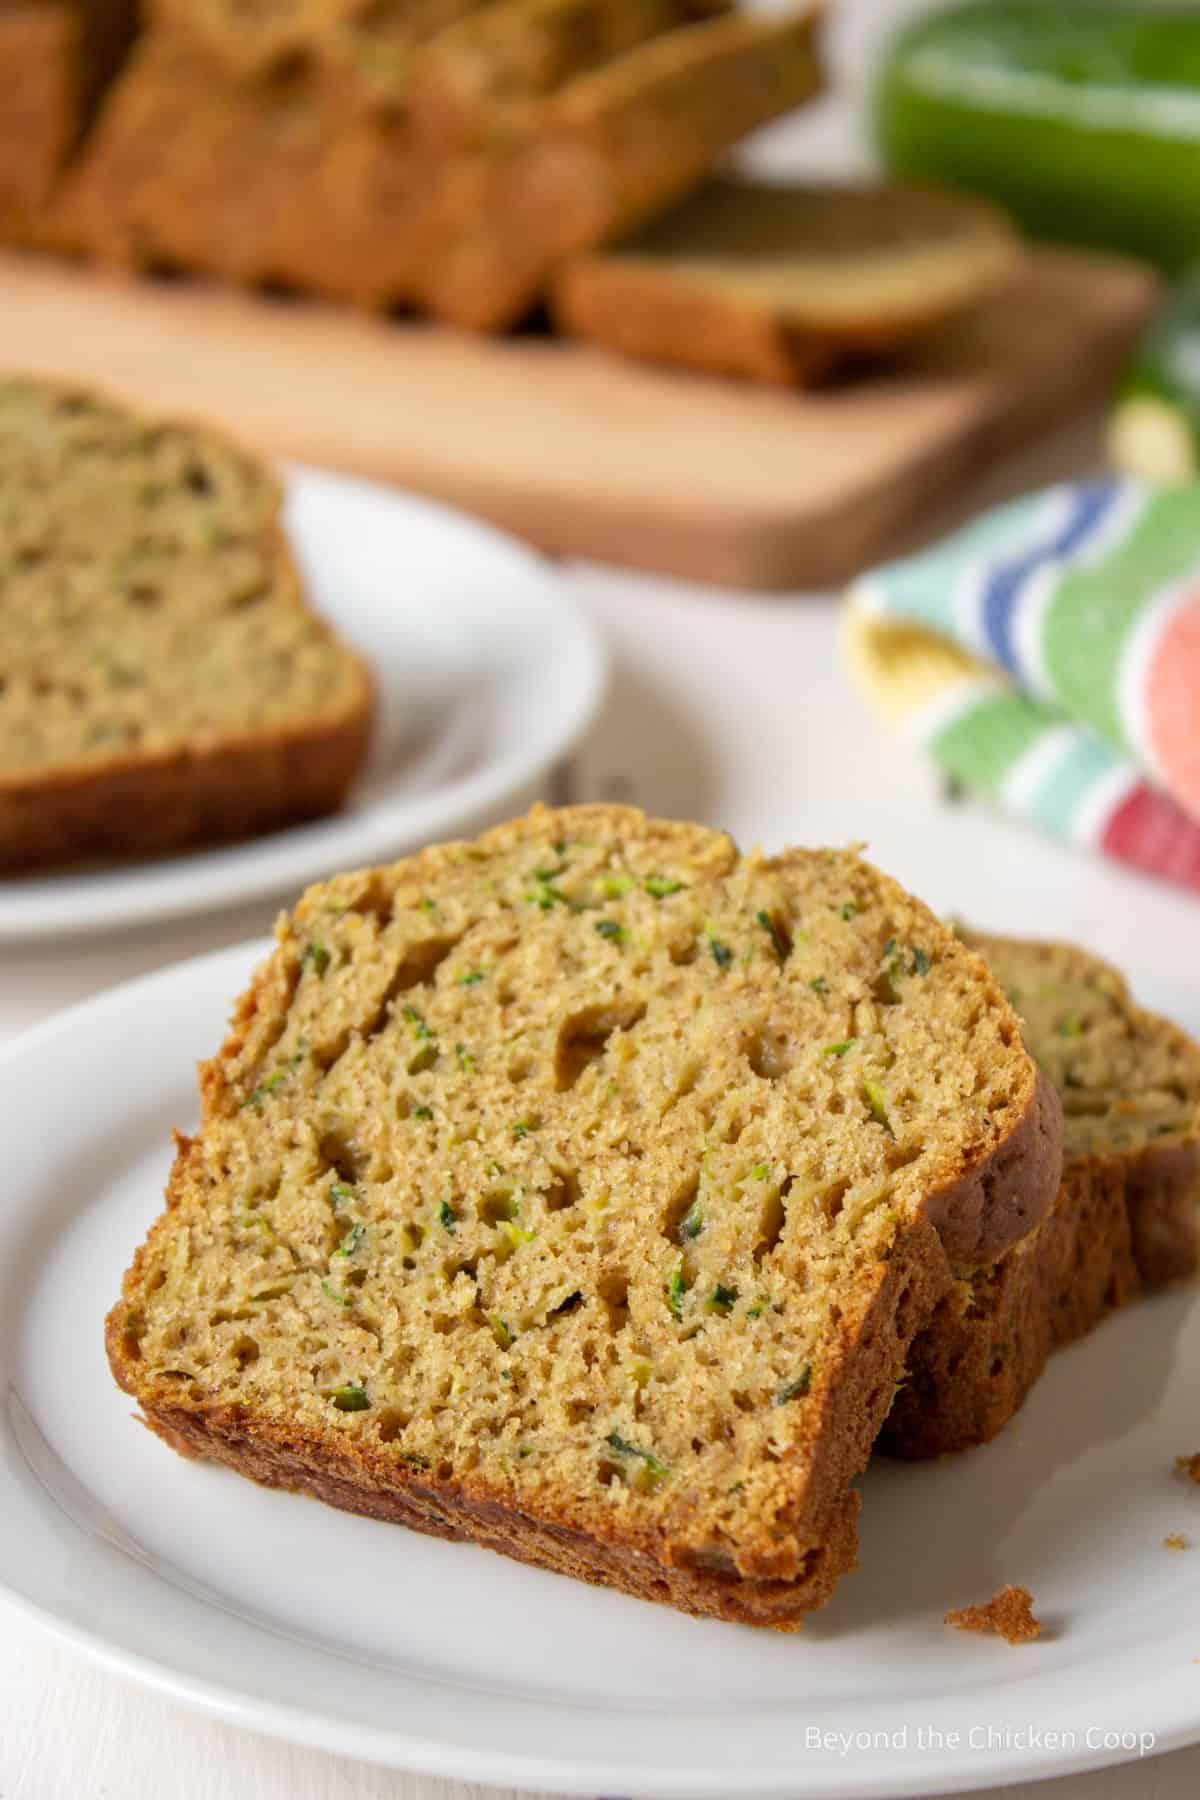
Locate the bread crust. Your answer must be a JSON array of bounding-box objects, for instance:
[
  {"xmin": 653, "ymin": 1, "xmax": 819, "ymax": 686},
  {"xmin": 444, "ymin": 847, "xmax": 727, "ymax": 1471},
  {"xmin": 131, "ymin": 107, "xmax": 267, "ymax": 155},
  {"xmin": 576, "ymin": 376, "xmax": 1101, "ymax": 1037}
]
[
  {"xmin": 0, "ymin": 697, "xmax": 372, "ymax": 871},
  {"xmin": 881, "ymin": 1157, "xmax": 1139, "ymax": 1459},
  {"xmin": 1125, "ymin": 1138, "xmax": 1200, "ymax": 1289},
  {"xmin": 883, "ymin": 933, "xmax": 1200, "ymax": 1460},
  {"xmin": 923, "ymin": 1064, "xmax": 1062, "ymax": 1271},
  {"xmin": 0, "ymin": 6, "xmax": 75, "ymax": 238},
  {"xmin": 552, "ymin": 256, "xmax": 841, "ymax": 384},
  {"xmin": 550, "ymin": 180, "xmax": 1021, "ymax": 384},
  {"xmin": 112, "ymin": 1337, "xmax": 862, "ymax": 1629}
]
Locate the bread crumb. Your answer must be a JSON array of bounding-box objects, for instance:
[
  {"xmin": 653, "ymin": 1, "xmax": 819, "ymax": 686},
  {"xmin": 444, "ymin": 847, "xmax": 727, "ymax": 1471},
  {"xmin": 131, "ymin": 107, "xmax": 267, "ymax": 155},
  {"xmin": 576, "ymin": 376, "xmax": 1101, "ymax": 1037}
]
[
  {"xmin": 1164, "ymin": 1533, "xmax": 1190, "ymax": 1551},
  {"xmin": 1176, "ymin": 1453, "xmax": 1200, "ymax": 1485},
  {"xmin": 945, "ymin": 1585, "xmax": 1041, "ymax": 1645}
]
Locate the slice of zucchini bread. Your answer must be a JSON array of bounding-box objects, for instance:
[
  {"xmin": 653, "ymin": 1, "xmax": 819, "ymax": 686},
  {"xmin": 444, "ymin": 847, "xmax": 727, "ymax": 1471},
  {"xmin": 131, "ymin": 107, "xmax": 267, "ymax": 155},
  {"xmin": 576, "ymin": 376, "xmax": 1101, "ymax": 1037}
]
[
  {"xmin": 550, "ymin": 178, "xmax": 1021, "ymax": 386},
  {"xmin": 882, "ymin": 932, "xmax": 1200, "ymax": 1460},
  {"xmin": 0, "ymin": 376, "xmax": 373, "ymax": 870},
  {"xmin": 107, "ymin": 806, "xmax": 1061, "ymax": 1627}
]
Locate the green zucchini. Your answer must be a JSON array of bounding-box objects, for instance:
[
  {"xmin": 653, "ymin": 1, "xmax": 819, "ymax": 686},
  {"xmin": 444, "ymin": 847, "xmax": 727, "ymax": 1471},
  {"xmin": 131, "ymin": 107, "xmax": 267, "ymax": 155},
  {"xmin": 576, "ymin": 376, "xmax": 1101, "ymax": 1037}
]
[
  {"xmin": 1108, "ymin": 267, "xmax": 1200, "ymax": 481},
  {"xmin": 876, "ymin": 3, "xmax": 1200, "ymax": 273}
]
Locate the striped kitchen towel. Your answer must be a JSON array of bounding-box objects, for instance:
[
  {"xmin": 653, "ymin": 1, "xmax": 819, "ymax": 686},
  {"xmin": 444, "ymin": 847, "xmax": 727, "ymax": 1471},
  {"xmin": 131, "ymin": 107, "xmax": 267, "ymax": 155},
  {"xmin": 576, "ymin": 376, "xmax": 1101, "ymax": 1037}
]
[{"xmin": 843, "ymin": 477, "xmax": 1200, "ymax": 895}]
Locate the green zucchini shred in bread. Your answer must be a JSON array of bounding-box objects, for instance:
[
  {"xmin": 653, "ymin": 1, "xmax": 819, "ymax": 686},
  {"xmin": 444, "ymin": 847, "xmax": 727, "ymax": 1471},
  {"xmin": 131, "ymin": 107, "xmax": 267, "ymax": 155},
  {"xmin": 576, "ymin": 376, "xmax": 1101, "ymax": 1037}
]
[
  {"xmin": 883, "ymin": 930, "xmax": 1200, "ymax": 1460},
  {"xmin": 107, "ymin": 806, "xmax": 1061, "ymax": 1628},
  {"xmin": 0, "ymin": 376, "xmax": 373, "ymax": 869}
]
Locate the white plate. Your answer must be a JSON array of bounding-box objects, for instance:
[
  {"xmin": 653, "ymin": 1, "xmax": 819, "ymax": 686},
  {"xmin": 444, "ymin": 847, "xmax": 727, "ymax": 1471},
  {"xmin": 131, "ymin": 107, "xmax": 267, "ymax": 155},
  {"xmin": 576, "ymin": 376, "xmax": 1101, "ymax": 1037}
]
[
  {"xmin": 0, "ymin": 467, "xmax": 606, "ymax": 942},
  {"xmin": 2, "ymin": 944, "xmax": 1198, "ymax": 1800}
]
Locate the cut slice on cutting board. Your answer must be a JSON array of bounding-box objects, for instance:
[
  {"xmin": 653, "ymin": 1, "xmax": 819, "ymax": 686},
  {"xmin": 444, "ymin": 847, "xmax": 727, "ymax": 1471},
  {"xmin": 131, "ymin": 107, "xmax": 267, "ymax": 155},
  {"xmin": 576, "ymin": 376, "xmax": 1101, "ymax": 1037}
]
[
  {"xmin": 0, "ymin": 245, "xmax": 1159, "ymax": 588},
  {"xmin": 107, "ymin": 805, "xmax": 1062, "ymax": 1626},
  {"xmin": 551, "ymin": 178, "xmax": 1023, "ymax": 385}
]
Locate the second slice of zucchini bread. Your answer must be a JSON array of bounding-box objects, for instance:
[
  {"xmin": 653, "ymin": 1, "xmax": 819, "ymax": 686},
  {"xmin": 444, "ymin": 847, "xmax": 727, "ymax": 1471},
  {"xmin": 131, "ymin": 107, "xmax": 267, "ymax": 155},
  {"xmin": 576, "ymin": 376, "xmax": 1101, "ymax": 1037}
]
[
  {"xmin": 882, "ymin": 931, "xmax": 1200, "ymax": 1460},
  {"xmin": 107, "ymin": 805, "xmax": 1061, "ymax": 1627}
]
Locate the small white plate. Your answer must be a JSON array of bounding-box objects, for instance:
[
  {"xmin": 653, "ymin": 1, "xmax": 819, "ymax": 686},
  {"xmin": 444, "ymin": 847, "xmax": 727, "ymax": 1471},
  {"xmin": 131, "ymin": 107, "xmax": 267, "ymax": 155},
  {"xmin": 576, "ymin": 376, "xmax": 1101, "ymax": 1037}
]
[
  {"xmin": 2, "ymin": 944, "xmax": 1199, "ymax": 1799},
  {"xmin": 0, "ymin": 467, "xmax": 606, "ymax": 942}
]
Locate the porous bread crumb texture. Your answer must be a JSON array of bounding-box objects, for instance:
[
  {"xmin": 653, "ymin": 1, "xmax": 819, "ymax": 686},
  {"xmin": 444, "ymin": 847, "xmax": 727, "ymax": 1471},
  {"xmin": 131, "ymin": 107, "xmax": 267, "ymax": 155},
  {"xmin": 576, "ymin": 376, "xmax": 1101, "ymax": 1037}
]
[
  {"xmin": 1177, "ymin": 1452, "xmax": 1200, "ymax": 1485},
  {"xmin": 945, "ymin": 1585, "xmax": 1040, "ymax": 1646},
  {"xmin": 109, "ymin": 805, "xmax": 1057, "ymax": 1624},
  {"xmin": 1164, "ymin": 1534, "xmax": 1190, "ymax": 1551},
  {"xmin": 0, "ymin": 376, "xmax": 367, "ymax": 768},
  {"xmin": 881, "ymin": 930, "xmax": 1200, "ymax": 1461},
  {"xmin": 0, "ymin": 376, "xmax": 373, "ymax": 867},
  {"xmin": 979, "ymin": 934, "xmax": 1200, "ymax": 1165}
]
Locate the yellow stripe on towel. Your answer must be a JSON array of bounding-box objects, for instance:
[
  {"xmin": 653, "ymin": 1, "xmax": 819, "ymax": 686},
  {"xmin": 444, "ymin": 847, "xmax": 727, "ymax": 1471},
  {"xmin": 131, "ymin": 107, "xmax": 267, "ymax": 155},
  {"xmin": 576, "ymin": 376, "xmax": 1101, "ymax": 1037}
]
[{"xmin": 841, "ymin": 587, "xmax": 1003, "ymax": 729}]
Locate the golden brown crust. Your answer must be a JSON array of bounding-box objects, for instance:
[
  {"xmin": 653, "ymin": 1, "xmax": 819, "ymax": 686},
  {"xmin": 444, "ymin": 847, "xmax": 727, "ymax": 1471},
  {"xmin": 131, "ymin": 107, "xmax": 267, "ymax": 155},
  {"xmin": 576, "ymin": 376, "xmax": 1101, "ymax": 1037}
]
[
  {"xmin": 551, "ymin": 256, "xmax": 840, "ymax": 384},
  {"xmin": 114, "ymin": 1368, "xmax": 862, "ymax": 1628},
  {"xmin": 923, "ymin": 1065, "xmax": 1062, "ymax": 1271},
  {"xmin": 0, "ymin": 698, "xmax": 372, "ymax": 871},
  {"xmin": 881, "ymin": 1156, "xmax": 1139, "ymax": 1460},
  {"xmin": 0, "ymin": 6, "xmax": 76, "ymax": 239},
  {"xmin": 882, "ymin": 930, "xmax": 1200, "ymax": 1461},
  {"xmin": 0, "ymin": 2, "xmax": 139, "ymax": 241},
  {"xmin": 945, "ymin": 1585, "xmax": 1040, "ymax": 1645},
  {"xmin": 1125, "ymin": 1139, "xmax": 1200, "ymax": 1289}
]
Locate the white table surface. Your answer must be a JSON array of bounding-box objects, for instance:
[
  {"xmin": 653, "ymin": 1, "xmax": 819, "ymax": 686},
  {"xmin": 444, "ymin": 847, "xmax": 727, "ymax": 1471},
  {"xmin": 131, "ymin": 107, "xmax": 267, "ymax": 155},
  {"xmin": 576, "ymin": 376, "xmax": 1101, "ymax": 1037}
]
[{"xmin": 4, "ymin": 2, "xmax": 1200, "ymax": 1795}]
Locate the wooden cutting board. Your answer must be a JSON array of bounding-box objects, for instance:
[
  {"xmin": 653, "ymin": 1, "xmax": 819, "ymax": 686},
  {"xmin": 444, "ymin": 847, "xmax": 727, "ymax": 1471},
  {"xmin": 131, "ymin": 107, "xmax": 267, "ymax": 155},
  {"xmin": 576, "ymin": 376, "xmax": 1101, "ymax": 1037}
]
[{"xmin": 0, "ymin": 247, "xmax": 1159, "ymax": 590}]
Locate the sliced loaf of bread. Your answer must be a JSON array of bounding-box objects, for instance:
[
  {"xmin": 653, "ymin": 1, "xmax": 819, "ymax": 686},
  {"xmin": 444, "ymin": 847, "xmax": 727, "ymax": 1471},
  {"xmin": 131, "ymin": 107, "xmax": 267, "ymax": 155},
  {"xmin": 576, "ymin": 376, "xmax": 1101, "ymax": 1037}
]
[
  {"xmin": 0, "ymin": 376, "xmax": 373, "ymax": 869},
  {"xmin": 49, "ymin": 6, "xmax": 823, "ymax": 328},
  {"xmin": 882, "ymin": 931, "xmax": 1200, "ymax": 1460},
  {"xmin": 107, "ymin": 805, "xmax": 1061, "ymax": 1626},
  {"xmin": 551, "ymin": 178, "xmax": 1022, "ymax": 384}
]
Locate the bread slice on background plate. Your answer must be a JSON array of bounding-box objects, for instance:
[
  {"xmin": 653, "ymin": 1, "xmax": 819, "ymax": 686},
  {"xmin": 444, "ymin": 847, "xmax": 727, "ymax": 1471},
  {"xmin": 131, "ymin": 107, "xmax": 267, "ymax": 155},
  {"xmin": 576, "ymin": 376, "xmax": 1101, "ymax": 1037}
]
[
  {"xmin": 0, "ymin": 375, "xmax": 373, "ymax": 871},
  {"xmin": 883, "ymin": 931, "xmax": 1200, "ymax": 1459},
  {"xmin": 551, "ymin": 178, "xmax": 1022, "ymax": 384},
  {"xmin": 107, "ymin": 805, "xmax": 1061, "ymax": 1628}
]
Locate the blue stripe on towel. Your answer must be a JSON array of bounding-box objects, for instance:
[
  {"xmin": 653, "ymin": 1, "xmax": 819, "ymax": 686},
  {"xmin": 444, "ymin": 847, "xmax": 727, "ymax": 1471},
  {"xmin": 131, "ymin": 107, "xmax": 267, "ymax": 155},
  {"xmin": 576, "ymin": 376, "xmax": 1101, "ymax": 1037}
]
[{"xmin": 982, "ymin": 479, "xmax": 1123, "ymax": 678}]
